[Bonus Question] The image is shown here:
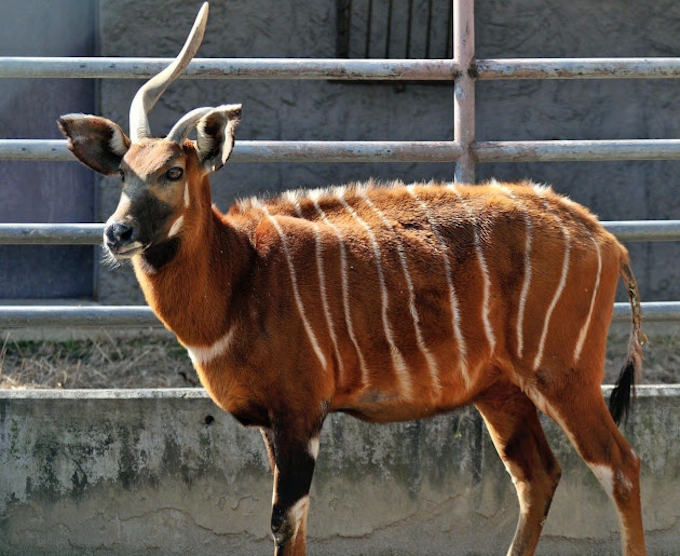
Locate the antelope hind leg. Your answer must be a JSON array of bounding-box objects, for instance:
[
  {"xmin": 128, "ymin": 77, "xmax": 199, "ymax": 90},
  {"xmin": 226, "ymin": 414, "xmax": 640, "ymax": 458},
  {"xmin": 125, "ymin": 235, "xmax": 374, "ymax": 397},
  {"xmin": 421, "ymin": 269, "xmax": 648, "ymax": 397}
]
[{"xmin": 474, "ymin": 380, "xmax": 562, "ymax": 556}]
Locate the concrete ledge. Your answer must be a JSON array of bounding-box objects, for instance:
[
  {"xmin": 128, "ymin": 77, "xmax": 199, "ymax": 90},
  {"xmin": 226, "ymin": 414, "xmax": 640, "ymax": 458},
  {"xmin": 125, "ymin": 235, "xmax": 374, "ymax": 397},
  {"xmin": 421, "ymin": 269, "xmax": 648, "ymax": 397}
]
[{"xmin": 1, "ymin": 386, "xmax": 679, "ymax": 555}]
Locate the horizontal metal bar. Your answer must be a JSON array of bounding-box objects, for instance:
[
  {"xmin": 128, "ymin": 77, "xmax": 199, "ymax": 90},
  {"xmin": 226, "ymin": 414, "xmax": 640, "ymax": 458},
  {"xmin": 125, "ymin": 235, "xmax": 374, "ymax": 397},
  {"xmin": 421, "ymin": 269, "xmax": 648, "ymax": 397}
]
[
  {"xmin": 1, "ymin": 222, "xmax": 679, "ymax": 245},
  {"xmin": 0, "ymin": 140, "xmax": 461, "ymax": 163},
  {"xmin": 475, "ymin": 58, "xmax": 680, "ymax": 80},
  {"xmin": 10, "ymin": 139, "xmax": 680, "ymax": 164},
  {"xmin": 0, "ymin": 140, "xmax": 69, "ymax": 161},
  {"xmin": 0, "ymin": 224, "xmax": 103, "ymax": 244},
  {"xmin": 602, "ymin": 221, "xmax": 680, "ymax": 242},
  {"xmin": 613, "ymin": 301, "xmax": 680, "ymax": 323},
  {"xmin": 0, "ymin": 57, "xmax": 458, "ymax": 81},
  {"xmin": 0, "ymin": 306, "xmax": 161, "ymax": 328},
  {"xmin": 233, "ymin": 141, "xmax": 461, "ymax": 162},
  {"xmin": 9, "ymin": 139, "xmax": 680, "ymax": 164},
  {"xmin": 6, "ymin": 56, "xmax": 680, "ymax": 82},
  {"xmin": 474, "ymin": 140, "xmax": 680, "ymax": 162},
  {"xmin": 0, "ymin": 302, "xmax": 677, "ymax": 328}
]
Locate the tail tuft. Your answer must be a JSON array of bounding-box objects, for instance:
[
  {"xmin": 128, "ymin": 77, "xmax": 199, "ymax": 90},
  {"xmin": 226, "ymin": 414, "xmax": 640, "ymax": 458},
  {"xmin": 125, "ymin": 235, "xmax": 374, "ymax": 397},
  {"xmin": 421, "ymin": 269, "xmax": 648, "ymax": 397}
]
[
  {"xmin": 608, "ymin": 361, "xmax": 636, "ymax": 426},
  {"xmin": 608, "ymin": 260, "xmax": 644, "ymax": 426}
]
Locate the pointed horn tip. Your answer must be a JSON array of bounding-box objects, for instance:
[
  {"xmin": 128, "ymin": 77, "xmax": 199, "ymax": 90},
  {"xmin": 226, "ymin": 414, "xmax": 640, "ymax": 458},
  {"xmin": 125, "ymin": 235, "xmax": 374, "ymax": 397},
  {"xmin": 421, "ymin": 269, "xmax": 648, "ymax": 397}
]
[{"xmin": 196, "ymin": 2, "xmax": 210, "ymax": 29}]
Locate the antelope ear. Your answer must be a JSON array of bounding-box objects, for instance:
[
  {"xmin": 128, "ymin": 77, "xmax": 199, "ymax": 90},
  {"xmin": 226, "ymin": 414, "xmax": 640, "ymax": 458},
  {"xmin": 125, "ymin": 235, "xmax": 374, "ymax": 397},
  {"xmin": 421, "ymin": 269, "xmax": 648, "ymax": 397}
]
[
  {"xmin": 195, "ymin": 104, "xmax": 242, "ymax": 173},
  {"xmin": 58, "ymin": 114, "xmax": 130, "ymax": 176}
]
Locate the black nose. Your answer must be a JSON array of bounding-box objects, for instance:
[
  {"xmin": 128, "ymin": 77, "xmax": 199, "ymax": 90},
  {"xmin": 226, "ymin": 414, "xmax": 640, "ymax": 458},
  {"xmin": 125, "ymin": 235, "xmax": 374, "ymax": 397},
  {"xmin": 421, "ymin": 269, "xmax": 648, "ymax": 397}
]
[{"xmin": 104, "ymin": 221, "xmax": 138, "ymax": 252}]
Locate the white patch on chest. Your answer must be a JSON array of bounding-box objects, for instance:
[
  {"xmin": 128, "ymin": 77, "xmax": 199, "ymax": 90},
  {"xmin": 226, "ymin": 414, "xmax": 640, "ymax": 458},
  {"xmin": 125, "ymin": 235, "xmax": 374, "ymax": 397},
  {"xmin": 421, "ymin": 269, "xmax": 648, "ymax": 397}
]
[{"xmin": 185, "ymin": 330, "xmax": 234, "ymax": 366}]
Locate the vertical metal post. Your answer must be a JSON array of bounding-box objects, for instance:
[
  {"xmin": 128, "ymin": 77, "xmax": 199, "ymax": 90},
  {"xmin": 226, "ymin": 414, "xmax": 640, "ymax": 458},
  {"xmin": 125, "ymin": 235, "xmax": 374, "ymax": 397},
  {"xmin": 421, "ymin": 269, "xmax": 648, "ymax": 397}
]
[{"xmin": 453, "ymin": 0, "xmax": 475, "ymax": 183}]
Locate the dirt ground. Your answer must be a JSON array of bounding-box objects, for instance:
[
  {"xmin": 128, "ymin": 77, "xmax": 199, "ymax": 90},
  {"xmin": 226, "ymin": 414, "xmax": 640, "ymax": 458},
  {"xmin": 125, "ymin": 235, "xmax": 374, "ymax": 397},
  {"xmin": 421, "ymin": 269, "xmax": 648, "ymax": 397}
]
[{"xmin": 0, "ymin": 325, "xmax": 677, "ymax": 390}]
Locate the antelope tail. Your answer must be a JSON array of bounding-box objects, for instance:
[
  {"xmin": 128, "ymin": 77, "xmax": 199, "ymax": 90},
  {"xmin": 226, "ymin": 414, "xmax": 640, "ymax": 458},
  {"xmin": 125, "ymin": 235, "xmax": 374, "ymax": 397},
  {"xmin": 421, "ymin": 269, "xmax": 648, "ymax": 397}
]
[{"xmin": 608, "ymin": 259, "xmax": 644, "ymax": 426}]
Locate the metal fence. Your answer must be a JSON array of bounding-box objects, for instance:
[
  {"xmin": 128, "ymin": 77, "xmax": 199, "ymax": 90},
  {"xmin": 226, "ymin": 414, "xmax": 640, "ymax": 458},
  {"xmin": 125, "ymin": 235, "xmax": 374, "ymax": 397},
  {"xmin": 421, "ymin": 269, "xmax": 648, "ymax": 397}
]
[{"xmin": 1, "ymin": 0, "xmax": 680, "ymax": 327}]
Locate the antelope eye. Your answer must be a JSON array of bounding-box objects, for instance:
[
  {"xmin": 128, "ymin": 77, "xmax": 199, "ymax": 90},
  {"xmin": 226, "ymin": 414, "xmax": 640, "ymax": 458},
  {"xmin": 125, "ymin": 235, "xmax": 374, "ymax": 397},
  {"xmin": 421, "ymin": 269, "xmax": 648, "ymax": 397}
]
[{"xmin": 166, "ymin": 167, "xmax": 184, "ymax": 181}]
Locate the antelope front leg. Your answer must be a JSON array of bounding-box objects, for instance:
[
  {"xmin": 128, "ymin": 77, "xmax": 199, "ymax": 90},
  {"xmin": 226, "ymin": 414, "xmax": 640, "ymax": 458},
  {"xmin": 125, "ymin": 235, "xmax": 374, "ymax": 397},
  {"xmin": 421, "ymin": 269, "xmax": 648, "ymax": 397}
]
[{"xmin": 262, "ymin": 421, "xmax": 322, "ymax": 556}]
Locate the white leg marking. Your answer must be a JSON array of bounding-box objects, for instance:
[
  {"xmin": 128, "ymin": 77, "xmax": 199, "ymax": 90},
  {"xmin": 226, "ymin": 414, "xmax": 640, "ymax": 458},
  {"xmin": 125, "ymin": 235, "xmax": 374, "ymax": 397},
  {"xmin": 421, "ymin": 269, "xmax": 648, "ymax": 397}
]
[
  {"xmin": 308, "ymin": 436, "xmax": 320, "ymax": 460},
  {"xmin": 167, "ymin": 214, "xmax": 184, "ymax": 238},
  {"xmin": 294, "ymin": 201, "xmax": 346, "ymax": 384},
  {"xmin": 574, "ymin": 235, "xmax": 602, "ymax": 363},
  {"xmin": 186, "ymin": 329, "xmax": 235, "ymax": 367},
  {"xmin": 588, "ymin": 463, "xmax": 615, "ymax": 500},
  {"xmin": 495, "ymin": 185, "xmax": 533, "ymax": 359},
  {"xmin": 589, "ymin": 462, "xmax": 634, "ymax": 552},
  {"xmin": 359, "ymin": 191, "xmax": 441, "ymax": 394},
  {"xmin": 405, "ymin": 185, "xmax": 470, "ymax": 388},
  {"xmin": 337, "ymin": 191, "xmax": 414, "ymax": 399},
  {"xmin": 311, "ymin": 198, "xmax": 370, "ymax": 386},
  {"xmin": 288, "ymin": 495, "xmax": 310, "ymax": 542},
  {"xmin": 545, "ymin": 400, "xmax": 632, "ymax": 550},
  {"xmin": 257, "ymin": 203, "xmax": 328, "ymax": 370},
  {"xmin": 448, "ymin": 184, "xmax": 497, "ymax": 355},
  {"xmin": 532, "ymin": 188, "xmax": 571, "ymax": 370}
]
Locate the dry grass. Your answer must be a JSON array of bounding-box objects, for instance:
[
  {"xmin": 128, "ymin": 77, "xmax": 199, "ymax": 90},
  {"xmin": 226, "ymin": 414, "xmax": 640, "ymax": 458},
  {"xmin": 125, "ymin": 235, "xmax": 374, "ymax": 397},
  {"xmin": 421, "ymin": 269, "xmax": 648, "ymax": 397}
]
[
  {"xmin": 0, "ymin": 331, "xmax": 200, "ymax": 390},
  {"xmin": 0, "ymin": 329, "xmax": 677, "ymax": 390}
]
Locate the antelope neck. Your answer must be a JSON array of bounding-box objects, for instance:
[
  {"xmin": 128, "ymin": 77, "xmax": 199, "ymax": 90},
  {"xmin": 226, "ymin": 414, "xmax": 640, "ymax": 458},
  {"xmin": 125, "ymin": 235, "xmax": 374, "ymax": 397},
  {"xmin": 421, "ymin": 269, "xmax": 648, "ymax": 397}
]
[{"xmin": 133, "ymin": 206, "xmax": 243, "ymax": 346}]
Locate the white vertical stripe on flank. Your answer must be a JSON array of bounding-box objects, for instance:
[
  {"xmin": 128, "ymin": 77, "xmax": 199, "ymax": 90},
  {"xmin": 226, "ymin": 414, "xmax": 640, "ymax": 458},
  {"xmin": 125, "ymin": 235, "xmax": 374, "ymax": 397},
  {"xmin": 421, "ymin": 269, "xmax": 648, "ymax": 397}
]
[
  {"xmin": 337, "ymin": 190, "xmax": 414, "ymax": 399},
  {"xmin": 406, "ymin": 186, "xmax": 469, "ymax": 383},
  {"xmin": 574, "ymin": 233, "xmax": 603, "ymax": 364},
  {"xmin": 256, "ymin": 202, "xmax": 327, "ymax": 370},
  {"xmin": 311, "ymin": 197, "xmax": 370, "ymax": 386},
  {"xmin": 358, "ymin": 191, "xmax": 442, "ymax": 393},
  {"xmin": 532, "ymin": 187, "xmax": 571, "ymax": 371},
  {"xmin": 293, "ymin": 200, "xmax": 345, "ymax": 383},
  {"xmin": 493, "ymin": 183, "xmax": 533, "ymax": 359},
  {"xmin": 556, "ymin": 192, "xmax": 606, "ymax": 366},
  {"xmin": 447, "ymin": 184, "xmax": 497, "ymax": 354}
]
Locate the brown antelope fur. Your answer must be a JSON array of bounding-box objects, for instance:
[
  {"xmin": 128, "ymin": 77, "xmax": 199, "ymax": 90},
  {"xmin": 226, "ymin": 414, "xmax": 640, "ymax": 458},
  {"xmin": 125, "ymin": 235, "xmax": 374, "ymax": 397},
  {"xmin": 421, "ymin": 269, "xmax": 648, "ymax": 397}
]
[{"xmin": 58, "ymin": 4, "xmax": 647, "ymax": 555}]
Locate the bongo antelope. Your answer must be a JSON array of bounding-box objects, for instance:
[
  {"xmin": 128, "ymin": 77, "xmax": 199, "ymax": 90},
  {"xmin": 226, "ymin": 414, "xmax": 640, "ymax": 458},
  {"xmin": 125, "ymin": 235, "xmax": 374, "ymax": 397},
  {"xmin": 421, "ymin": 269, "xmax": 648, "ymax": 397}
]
[{"xmin": 58, "ymin": 3, "xmax": 646, "ymax": 554}]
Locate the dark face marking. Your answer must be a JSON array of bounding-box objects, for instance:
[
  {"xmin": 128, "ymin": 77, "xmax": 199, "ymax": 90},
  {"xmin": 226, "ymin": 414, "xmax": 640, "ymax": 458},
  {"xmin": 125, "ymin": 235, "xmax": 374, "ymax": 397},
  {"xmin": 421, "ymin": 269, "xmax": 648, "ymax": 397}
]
[
  {"xmin": 104, "ymin": 140, "xmax": 191, "ymax": 260},
  {"xmin": 139, "ymin": 237, "xmax": 181, "ymax": 272}
]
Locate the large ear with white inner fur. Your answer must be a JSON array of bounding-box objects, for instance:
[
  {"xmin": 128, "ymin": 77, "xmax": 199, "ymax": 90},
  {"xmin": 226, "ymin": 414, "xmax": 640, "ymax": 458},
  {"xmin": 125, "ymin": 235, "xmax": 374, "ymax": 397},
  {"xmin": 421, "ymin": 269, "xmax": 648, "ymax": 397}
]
[
  {"xmin": 195, "ymin": 104, "xmax": 242, "ymax": 173},
  {"xmin": 58, "ymin": 114, "xmax": 130, "ymax": 176}
]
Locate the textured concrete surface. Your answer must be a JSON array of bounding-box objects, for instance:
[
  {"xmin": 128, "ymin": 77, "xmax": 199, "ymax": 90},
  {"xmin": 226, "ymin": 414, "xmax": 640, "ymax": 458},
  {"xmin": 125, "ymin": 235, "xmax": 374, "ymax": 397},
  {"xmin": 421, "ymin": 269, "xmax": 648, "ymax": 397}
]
[
  {"xmin": 0, "ymin": 386, "xmax": 679, "ymax": 555},
  {"xmin": 92, "ymin": 0, "xmax": 680, "ymax": 305}
]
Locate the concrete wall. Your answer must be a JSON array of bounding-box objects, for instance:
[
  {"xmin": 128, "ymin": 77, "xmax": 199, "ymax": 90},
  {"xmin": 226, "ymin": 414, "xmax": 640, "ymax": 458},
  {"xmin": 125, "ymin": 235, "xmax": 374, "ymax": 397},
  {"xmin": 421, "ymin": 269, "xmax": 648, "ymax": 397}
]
[
  {"xmin": 1, "ymin": 386, "xmax": 679, "ymax": 555},
  {"xmin": 93, "ymin": 0, "xmax": 680, "ymax": 305}
]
